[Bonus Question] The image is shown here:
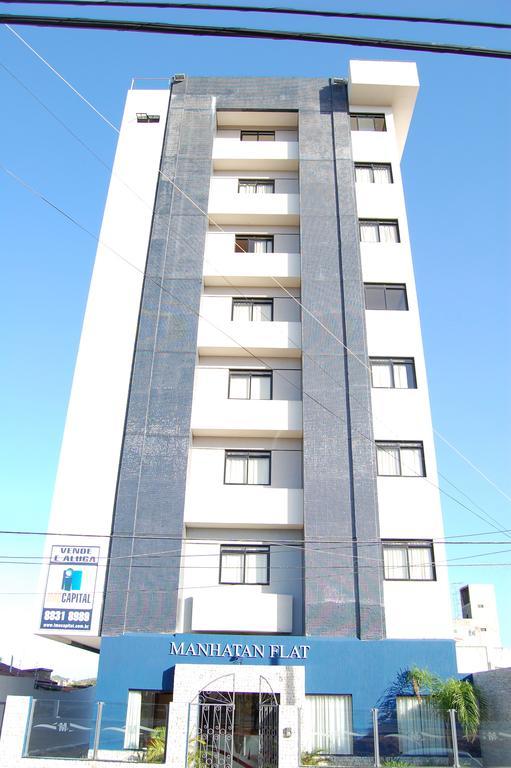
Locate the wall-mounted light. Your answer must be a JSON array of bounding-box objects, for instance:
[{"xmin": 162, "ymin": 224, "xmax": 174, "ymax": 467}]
[{"xmin": 283, "ymin": 727, "xmax": 292, "ymax": 738}]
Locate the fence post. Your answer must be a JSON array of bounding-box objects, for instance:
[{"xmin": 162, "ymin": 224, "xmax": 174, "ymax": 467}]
[
  {"xmin": 372, "ymin": 707, "xmax": 381, "ymax": 768},
  {"xmin": 449, "ymin": 709, "xmax": 461, "ymax": 768},
  {"xmin": 92, "ymin": 701, "xmax": 103, "ymax": 760},
  {"xmin": 22, "ymin": 697, "xmax": 36, "ymax": 757}
]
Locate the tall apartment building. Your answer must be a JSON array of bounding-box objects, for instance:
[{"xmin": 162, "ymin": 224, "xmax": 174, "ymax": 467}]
[{"xmin": 37, "ymin": 61, "xmax": 459, "ymax": 763}]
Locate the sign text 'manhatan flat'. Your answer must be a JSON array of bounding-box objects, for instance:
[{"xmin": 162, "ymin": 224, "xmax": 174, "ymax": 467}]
[{"xmin": 169, "ymin": 641, "xmax": 310, "ymax": 660}]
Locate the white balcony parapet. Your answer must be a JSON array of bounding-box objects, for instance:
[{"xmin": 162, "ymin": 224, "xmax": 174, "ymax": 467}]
[
  {"xmin": 212, "ymin": 138, "xmax": 299, "ymax": 171},
  {"xmin": 203, "ymin": 252, "xmax": 300, "ymax": 287},
  {"xmin": 191, "ymin": 399, "xmax": 303, "ymax": 437},
  {"xmin": 197, "ymin": 320, "xmax": 301, "ymax": 357},
  {"xmin": 191, "ymin": 590, "xmax": 293, "ymax": 633},
  {"xmin": 185, "ymin": 486, "xmax": 303, "ymax": 528},
  {"xmin": 208, "ymin": 193, "xmax": 300, "ymax": 225}
]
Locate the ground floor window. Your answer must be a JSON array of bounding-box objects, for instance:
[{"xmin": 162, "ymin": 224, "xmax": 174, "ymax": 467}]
[
  {"xmin": 303, "ymin": 695, "xmax": 353, "ymax": 755},
  {"xmin": 124, "ymin": 690, "xmax": 171, "ymax": 750},
  {"xmin": 396, "ymin": 696, "xmax": 447, "ymax": 755}
]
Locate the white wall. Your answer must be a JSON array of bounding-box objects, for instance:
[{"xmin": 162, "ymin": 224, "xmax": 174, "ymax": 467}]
[
  {"xmin": 36, "ymin": 90, "xmax": 170, "ymax": 646},
  {"xmin": 201, "ymin": 288, "xmax": 301, "ymax": 322},
  {"xmin": 206, "ymin": 228, "xmax": 300, "ymax": 255},
  {"xmin": 216, "ymin": 129, "xmax": 298, "ymax": 141},
  {"xmin": 184, "ymin": 437, "xmax": 303, "ymax": 529},
  {"xmin": 353, "ymin": 104, "xmax": 452, "ymax": 639},
  {"xmin": 177, "ymin": 528, "xmax": 303, "ymax": 634}
]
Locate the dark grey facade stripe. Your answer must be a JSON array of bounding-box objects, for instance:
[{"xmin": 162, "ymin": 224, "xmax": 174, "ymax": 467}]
[
  {"xmin": 101, "ymin": 79, "xmax": 215, "ymax": 635},
  {"xmin": 101, "ymin": 76, "xmax": 384, "ymax": 639}
]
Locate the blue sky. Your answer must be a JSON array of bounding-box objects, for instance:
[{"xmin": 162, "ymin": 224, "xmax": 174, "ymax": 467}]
[{"xmin": 0, "ymin": 0, "xmax": 510, "ymax": 675}]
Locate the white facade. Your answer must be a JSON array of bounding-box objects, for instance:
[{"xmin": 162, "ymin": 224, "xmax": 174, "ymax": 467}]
[
  {"xmin": 453, "ymin": 584, "xmax": 511, "ymax": 672},
  {"xmin": 37, "ymin": 61, "xmax": 454, "ymax": 650}
]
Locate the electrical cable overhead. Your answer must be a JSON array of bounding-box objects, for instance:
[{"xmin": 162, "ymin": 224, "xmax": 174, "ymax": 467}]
[
  {"xmin": 2, "ymin": 0, "xmax": 511, "ymax": 32},
  {"xmin": 4, "ymin": 22, "xmax": 511, "ymax": 531},
  {"xmin": 2, "ymin": 157, "xmax": 510, "ymax": 541},
  {"xmin": 2, "ymin": 14, "xmax": 511, "ymax": 59},
  {"xmin": 3, "ymin": 27, "xmax": 511, "ymax": 555},
  {"xmin": 4, "ymin": 24, "xmax": 511, "ymax": 522}
]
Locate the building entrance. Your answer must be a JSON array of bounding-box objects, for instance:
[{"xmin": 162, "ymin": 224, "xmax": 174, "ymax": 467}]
[{"xmin": 194, "ymin": 683, "xmax": 279, "ymax": 768}]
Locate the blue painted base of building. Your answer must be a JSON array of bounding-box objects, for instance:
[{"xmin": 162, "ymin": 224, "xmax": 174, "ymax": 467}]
[
  {"xmin": 96, "ymin": 632, "xmax": 458, "ymax": 708},
  {"xmin": 94, "ymin": 634, "xmax": 460, "ymax": 758}
]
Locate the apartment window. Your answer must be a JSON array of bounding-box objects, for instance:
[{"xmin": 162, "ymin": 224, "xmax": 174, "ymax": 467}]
[
  {"xmin": 383, "ymin": 541, "xmax": 435, "ymax": 581},
  {"xmin": 229, "ymin": 370, "xmax": 272, "ymax": 400},
  {"xmin": 235, "ymin": 235, "xmax": 274, "ymax": 254},
  {"xmin": 376, "ymin": 441, "xmax": 425, "ymax": 477},
  {"xmin": 232, "ymin": 298, "xmax": 273, "ymax": 321},
  {"xmin": 360, "ymin": 219, "xmax": 400, "ymax": 243},
  {"xmin": 304, "ymin": 696, "xmax": 353, "ymax": 755},
  {"xmin": 355, "ymin": 163, "xmax": 393, "ymax": 184},
  {"xmin": 350, "ymin": 113, "xmax": 386, "ymax": 132},
  {"xmin": 364, "ymin": 284, "xmax": 408, "ymax": 311},
  {"xmin": 224, "ymin": 450, "xmax": 271, "ymax": 485},
  {"xmin": 397, "ymin": 697, "xmax": 446, "ymax": 754},
  {"xmin": 219, "ymin": 545, "xmax": 270, "ymax": 584},
  {"xmin": 240, "ymin": 130, "xmax": 275, "ymax": 141},
  {"xmin": 370, "ymin": 358, "xmax": 416, "ymax": 389},
  {"xmin": 238, "ymin": 179, "xmax": 275, "ymax": 195}
]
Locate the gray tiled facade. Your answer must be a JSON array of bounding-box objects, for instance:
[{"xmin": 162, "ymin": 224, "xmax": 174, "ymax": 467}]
[{"xmin": 101, "ymin": 77, "xmax": 385, "ymax": 640}]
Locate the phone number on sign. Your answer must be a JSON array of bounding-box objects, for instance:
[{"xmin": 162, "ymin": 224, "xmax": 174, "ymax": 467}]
[{"xmin": 43, "ymin": 608, "xmax": 91, "ymax": 624}]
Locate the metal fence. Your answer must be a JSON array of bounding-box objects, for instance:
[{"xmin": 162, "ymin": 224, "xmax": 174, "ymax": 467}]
[{"xmin": 19, "ymin": 697, "xmax": 509, "ymax": 766}]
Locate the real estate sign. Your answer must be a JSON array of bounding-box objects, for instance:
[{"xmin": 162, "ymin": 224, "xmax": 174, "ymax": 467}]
[{"xmin": 40, "ymin": 545, "xmax": 100, "ymax": 631}]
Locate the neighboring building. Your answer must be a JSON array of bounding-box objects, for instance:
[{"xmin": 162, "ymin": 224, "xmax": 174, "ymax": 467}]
[
  {"xmin": 0, "ymin": 663, "xmax": 93, "ymax": 735},
  {"xmin": 35, "ymin": 61, "xmax": 459, "ymax": 763},
  {"xmin": 454, "ymin": 584, "xmax": 511, "ymax": 673}
]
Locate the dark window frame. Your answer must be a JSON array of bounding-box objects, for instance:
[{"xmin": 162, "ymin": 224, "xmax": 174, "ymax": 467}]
[
  {"xmin": 238, "ymin": 179, "xmax": 275, "ymax": 194},
  {"xmin": 376, "ymin": 441, "xmax": 426, "ymax": 477},
  {"xmin": 354, "ymin": 162, "xmax": 393, "ymax": 183},
  {"xmin": 219, "ymin": 544, "xmax": 271, "ymax": 585},
  {"xmin": 235, "ymin": 235, "xmax": 274, "ymax": 254},
  {"xmin": 364, "ymin": 284, "xmax": 409, "ymax": 311},
  {"xmin": 350, "ymin": 113, "xmax": 387, "ymax": 132},
  {"xmin": 240, "ymin": 130, "xmax": 276, "ymax": 141},
  {"xmin": 228, "ymin": 370, "xmax": 273, "ymax": 400},
  {"xmin": 382, "ymin": 540, "xmax": 436, "ymax": 581},
  {"xmin": 231, "ymin": 298, "xmax": 274, "ymax": 321},
  {"xmin": 224, "ymin": 450, "xmax": 272, "ymax": 486},
  {"xmin": 370, "ymin": 358, "xmax": 417, "ymax": 389},
  {"xmin": 359, "ymin": 219, "xmax": 400, "ymax": 243}
]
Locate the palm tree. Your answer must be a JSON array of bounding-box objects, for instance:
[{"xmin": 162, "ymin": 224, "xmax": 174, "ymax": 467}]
[{"xmin": 407, "ymin": 667, "xmax": 485, "ymax": 742}]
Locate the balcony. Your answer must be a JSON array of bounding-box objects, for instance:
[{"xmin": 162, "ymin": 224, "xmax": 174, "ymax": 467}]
[
  {"xmin": 184, "ymin": 485, "xmax": 303, "ymax": 528},
  {"xmin": 197, "ymin": 319, "xmax": 301, "ymax": 357},
  {"xmin": 203, "ymin": 252, "xmax": 301, "ymax": 287},
  {"xmin": 191, "ymin": 398, "xmax": 303, "ymax": 437},
  {"xmin": 191, "ymin": 590, "xmax": 293, "ymax": 633},
  {"xmin": 208, "ymin": 191, "xmax": 300, "ymax": 225},
  {"xmin": 212, "ymin": 138, "xmax": 299, "ymax": 171}
]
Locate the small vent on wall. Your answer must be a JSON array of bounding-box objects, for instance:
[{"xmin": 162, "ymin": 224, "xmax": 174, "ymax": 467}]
[{"xmin": 136, "ymin": 113, "xmax": 160, "ymax": 123}]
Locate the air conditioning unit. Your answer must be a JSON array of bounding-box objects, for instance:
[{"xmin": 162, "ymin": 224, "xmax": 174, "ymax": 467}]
[{"xmin": 173, "ymin": 73, "xmax": 186, "ymax": 82}]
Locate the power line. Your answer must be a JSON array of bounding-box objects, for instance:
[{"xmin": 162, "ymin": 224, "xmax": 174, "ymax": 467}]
[
  {"xmin": 3, "ymin": 1, "xmax": 511, "ymax": 32},
  {"xmin": 2, "ymin": 14, "xmax": 511, "ymax": 59},
  {"xmin": 4, "ymin": 32, "xmax": 511, "ymax": 550},
  {"xmin": 1, "ymin": 528, "xmax": 511, "ymax": 544},
  {"xmin": 3, "ymin": 160, "xmax": 510, "ymax": 542},
  {"xmin": 7, "ymin": 23, "xmax": 511, "ymax": 528}
]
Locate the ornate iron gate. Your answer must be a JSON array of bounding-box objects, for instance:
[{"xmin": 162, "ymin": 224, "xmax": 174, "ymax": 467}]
[
  {"xmin": 190, "ymin": 675, "xmax": 235, "ymax": 768},
  {"xmin": 258, "ymin": 676, "xmax": 279, "ymax": 768}
]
